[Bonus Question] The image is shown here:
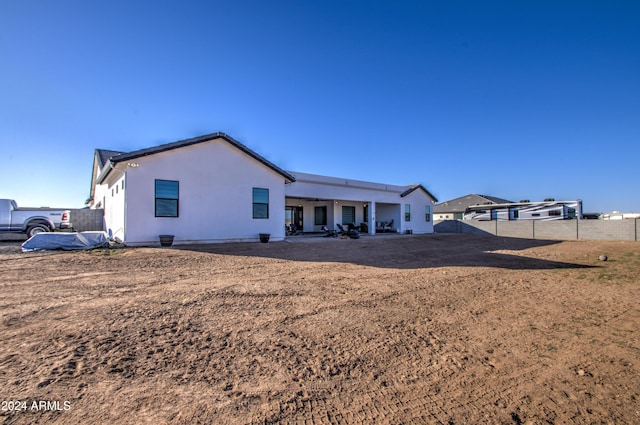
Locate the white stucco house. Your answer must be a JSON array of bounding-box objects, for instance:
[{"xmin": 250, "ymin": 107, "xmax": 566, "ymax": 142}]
[
  {"xmin": 87, "ymin": 132, "xmax": 438, "ymax": 245},
  {"xmin": 285, "ymin": 172, "xmax": 437, "ymax": 235}
]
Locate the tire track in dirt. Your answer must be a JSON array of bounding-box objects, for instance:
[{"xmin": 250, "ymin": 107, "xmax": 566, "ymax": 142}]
[{"xmin": 1, "ymin": 236, "xmax": 639, "ymax": 424}]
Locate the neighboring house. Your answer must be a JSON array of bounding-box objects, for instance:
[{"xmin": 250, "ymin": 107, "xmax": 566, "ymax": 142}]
[
  {"xmin": 285, "ymin": 172, "xmax": 438, "ymax": 235},
  {"xmin": 434, "ymin": 194, "xmax": 512, "ymax": 221},
  {"xmin": 88, "ymin": 132, "xmax": 438, "ymax": 245},
  {"xmin": 602, "ymin": 212, "xmax": 640, "ymax": 220}
]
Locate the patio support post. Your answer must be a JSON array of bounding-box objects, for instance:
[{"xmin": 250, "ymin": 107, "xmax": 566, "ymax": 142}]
[
  {"xmin": 333, "ymin": 200, "xmax": 341, "ymax": 233},
  {"xmin": 369, "ymin": 202, "xmax": 376, "ymax": 235}
]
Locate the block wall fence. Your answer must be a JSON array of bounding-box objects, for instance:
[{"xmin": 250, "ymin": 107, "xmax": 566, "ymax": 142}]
[
  {"xmin": 77, "ymin": 211, "xmax": 640, "ymax": 241},
  {"xmin": 4, "ymin": 211, "xmax": 637, "ymax": 242},
  {"xmin": 70, "ymin": 209, "xmax": 104, "ymax": 232},
  {"xmin": 434, "ymin": 219, "xmax": 639, "ymax": 242}
]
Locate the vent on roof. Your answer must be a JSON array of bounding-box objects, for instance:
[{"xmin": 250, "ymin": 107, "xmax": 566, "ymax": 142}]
[
  {"xmin": 544, "ymin": 198, "xmax": 555, "ymax": 202},
  {"xmin": 519, "ymin": 200, "xmax": 530, "ymax": 203}
]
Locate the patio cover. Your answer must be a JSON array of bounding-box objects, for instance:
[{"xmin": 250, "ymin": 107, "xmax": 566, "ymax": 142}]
[{"xmin": 22, "ymin": 231, "xmax": 110, "ymax": 252}]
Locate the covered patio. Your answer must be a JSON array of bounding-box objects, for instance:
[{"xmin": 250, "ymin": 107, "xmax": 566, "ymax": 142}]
[
  {"xmin": 285, "ymin": 197, "xmax": 402, "ymax": 236},
  {"xmin": 284, "ymin": 171, "xmax": 437, "ymax": 236}
]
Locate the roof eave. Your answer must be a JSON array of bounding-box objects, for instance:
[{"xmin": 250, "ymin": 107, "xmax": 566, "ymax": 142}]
[
  {"xmin": 109, "ymin": 132, "xmax": 296, "ymax": 183},
  {"xmin": 95, "ymin": 160, "xmax": 115, "ymax": 185},
  {"xmin": 400, "ymin": 185, "xmax": 438, "ymax": 203}
]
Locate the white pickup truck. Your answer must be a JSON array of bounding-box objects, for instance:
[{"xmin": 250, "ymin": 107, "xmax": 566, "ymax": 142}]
[{"xmin": 0, "ymin": 199, "xmax": 73, "ymax": 237}]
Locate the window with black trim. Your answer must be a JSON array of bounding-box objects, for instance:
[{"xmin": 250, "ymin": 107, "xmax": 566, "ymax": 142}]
[
  {"xmin": 405, "ymin": 204, "xmax": 411, "ymax": 221},
  {"xmin": 342, "ymin": 206, "xmax": 355, "ymax": 225},
  {"xmin": 155, "ymin": 180, "xmax": 179, "ymax": 217},
  {"xmin": 314, "ymin": 206, "xmax": 327, "ymax": 225},
  {"xmin": 425, "ymin": 206, "xmax": 431, "ymax": 222},
  {"xmin": 253, "ymin": 188, "xmax": 269, "ymax": 219}
]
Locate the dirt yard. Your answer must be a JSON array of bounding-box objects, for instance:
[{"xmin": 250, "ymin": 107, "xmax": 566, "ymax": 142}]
[{"xmin": 0, "ymin": 234, "xmax": 639, "ymax": 424}]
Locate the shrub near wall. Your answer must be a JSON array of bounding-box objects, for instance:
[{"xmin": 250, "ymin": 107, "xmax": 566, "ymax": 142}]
[{"xmin": 434, "ymin": 219, "xmax": 639, "ymax": 242}]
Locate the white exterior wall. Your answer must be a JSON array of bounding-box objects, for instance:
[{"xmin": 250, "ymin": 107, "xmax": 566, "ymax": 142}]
[
  {"xmin": 120, "ymin": 140, "xmax": 286, "ymax": 245},
  {"xmin": 286, "ymin": 173, "xmax": 404, "ymax": 203},
  {"xmin": 93, "ymin": 170, "xmax": 126, "ymax": 241},
  {"xmin": 107, "ymin": 173, "xmax": 126, "ymax": 241},
  {"xmin": 286, "ymin": 172, "xmax": 435, "ymax": 235},
  {"xmin": 400, "ymin": 189, "xmax": 434, "ymax": 234},
  {"xmin": 91, "ymin": 145, "xmax": 435, "ymax": 243}
]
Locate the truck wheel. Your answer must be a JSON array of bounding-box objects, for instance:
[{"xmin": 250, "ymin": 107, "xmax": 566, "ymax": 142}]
[{"xmin": 27, "ymin": 224, "xmax": 50, "ymax": 237}]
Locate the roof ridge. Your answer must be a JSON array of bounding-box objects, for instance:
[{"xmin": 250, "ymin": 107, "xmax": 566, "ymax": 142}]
[{"xmin": 96, "ymin": 132, "xmax": 295, "ymax": 184}]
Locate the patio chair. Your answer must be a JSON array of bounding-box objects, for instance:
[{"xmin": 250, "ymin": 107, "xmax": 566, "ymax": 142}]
[
  {"xmin": 321, "ymin": 225, "xmax": 337, "ymax": 237},
  {"xmin": 384, "ymin": 219, "xmax": 394, "ymax": 232},
  {"xmin": 337, "ymin": 223, "xmax": 360, "ymax": 239},
  {"xmin": 287, "ymin": 223, "xmax": 301, "ymax": 236}
]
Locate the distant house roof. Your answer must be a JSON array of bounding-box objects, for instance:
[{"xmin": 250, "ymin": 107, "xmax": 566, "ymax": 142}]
[
  {"xmin": 434, "ymin": 194, "xmax": 513, "ymax": 213},
  {"xmin": 96, "ymin": 132, "xmax": 296, "ymax": 184}
]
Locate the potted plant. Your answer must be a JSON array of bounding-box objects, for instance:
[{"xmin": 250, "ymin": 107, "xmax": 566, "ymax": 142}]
[{"xmin": 159, "ymin": 234, "xmax": 175, "ymax": 247}]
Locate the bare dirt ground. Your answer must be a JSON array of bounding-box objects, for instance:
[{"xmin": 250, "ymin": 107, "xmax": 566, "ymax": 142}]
[{"xmin": 1, "ymin": 233, "xmax": 639, "ymax": 424}]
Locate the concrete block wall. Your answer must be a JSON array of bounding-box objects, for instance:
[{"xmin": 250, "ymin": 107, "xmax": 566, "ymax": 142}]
[
  {"xmin": 70, "ymin": 209, "xmax": 104, "ymax": 232},
  {"xmin": 435, "ymin": 219, "xmax": 639, "ymax": 242},
  {"xmin": 532, "ymin": 220, "xmax": 578, "ymax": 240},
  {"xmin": 468, "ymin": 221, "xmax": 496, "ymax": 235},
  {"xmin": 577, "ymin": 220, "xmax": 637, "ymax": 241},
  {"xmin": 432, "ymin": 220, "xmax": 461, "ymax": 233},
  {"xmin": 434, "ymin": 220, "xmax": 490, "ymax": 234},
  {"xmin": 496, "ymin": 221, "xmax": 533, "ymax": 239}
]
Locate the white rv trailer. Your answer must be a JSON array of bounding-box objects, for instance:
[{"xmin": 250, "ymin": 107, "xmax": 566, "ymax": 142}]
[{"xmin": 463, "ymin": 200, "xmax": 583, "ymax": 221}]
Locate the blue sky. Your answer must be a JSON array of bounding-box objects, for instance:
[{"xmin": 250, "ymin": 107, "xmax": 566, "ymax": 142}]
[{"xmin": 1, "ymin": 0, "xmax": 638, "ymax": 213}]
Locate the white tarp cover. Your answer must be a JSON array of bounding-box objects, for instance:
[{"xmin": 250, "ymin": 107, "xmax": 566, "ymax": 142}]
[{"xmin": 22, "ymin": 231, "xmax": 110, "ymax": 252}]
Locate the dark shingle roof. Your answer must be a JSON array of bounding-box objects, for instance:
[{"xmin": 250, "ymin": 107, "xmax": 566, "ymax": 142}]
[
  {"xmin": 96, "ymin": 149, "xmax": 124, "ymax": 168},
  {"xmin": 97, "ymin": 132, "xmax": 295, "ymax": 183},
  {"xmin": 477, "ymin": 194, "xmax": 513, "ymax": 205},
  {"xmin": 434, "ymin": 194, "xmax": 513, "ymax": 213},
  {"xmin": 400, "ymin": 184, "xmax": 438, "ymax": 203}
]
